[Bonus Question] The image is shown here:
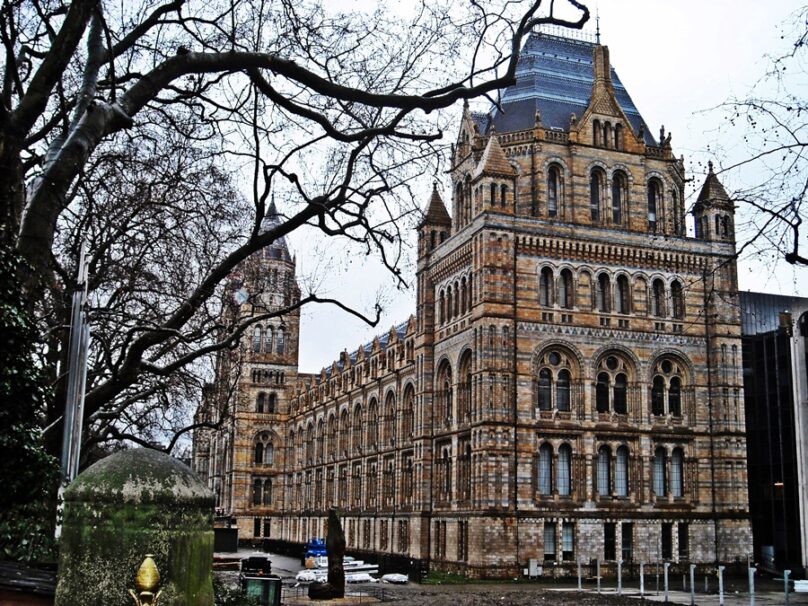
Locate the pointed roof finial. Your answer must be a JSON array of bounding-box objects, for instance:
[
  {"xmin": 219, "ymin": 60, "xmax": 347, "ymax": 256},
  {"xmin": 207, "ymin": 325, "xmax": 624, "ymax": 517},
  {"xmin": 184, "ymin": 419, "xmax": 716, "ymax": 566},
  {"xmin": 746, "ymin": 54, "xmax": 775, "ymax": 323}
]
[
  {"xmin": 708, "ymin": 160, "xmax": 714, "ymax": 173},
  {"xmin": 596, "ymin": 7, "xmax": 601, "ymax": 45}
]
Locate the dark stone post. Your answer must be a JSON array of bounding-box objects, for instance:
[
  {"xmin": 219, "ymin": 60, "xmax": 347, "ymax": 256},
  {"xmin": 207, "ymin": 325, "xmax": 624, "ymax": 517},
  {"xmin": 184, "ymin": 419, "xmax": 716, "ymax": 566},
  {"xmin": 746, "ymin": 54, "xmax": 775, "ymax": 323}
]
[{"xmin": 308, "ymin": 508, "xmax": 345, "ymax": 599}]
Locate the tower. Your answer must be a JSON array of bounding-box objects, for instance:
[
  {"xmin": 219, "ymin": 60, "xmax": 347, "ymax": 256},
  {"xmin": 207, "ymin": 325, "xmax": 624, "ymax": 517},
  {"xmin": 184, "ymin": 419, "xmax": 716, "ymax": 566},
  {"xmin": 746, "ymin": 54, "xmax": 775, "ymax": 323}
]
[{"xmin": 193, "ymin": 200, "xmax": 301, "ymax": 540}]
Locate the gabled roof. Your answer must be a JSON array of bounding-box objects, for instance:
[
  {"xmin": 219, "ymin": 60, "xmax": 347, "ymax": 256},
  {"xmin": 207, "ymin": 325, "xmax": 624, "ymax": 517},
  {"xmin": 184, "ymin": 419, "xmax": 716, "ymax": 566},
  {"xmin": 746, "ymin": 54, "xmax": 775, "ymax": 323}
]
[
  {"xmin": 419, "ymin": 183, "xmax": 451, "ymax": 227},
  {"xmin": 480, "ymin": 33, "xmax": 655, "ymax": 145},
  {"xmin": 473, "ymin": 133, "xmax": 517, "ymax": 179}
]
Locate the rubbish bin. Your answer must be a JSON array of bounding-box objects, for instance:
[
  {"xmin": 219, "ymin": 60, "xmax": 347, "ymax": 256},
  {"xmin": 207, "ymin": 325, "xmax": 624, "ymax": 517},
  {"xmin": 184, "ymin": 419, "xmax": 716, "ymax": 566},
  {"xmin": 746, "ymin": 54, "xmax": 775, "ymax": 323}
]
[{"xmin": 241, "ymin": 575, "xmax": 281, "ymax": 606}]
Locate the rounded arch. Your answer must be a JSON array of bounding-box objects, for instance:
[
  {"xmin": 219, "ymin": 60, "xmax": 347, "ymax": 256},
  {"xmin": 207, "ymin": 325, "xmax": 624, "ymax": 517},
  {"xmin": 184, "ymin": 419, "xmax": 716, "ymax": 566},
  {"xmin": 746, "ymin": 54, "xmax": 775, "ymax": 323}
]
[
  {"xmin": 590, "ymin": 343, "xmax": 642, "ymax": 376},
  {"xmin": 608, "ymin": 163, "xmax": 635, "ymax": 183},
  {"xmin": 532, "ymin": 340, "xmax": 585, "ymax": 375},
  {"xmin": 646, "ymin": 349, "xmax": 694, "ymax": 383},
  {"xmin": 586, "ymin": 159, "xmax": 609, "ymax": 174},
  {"xmin": 542, "ymin": 156, "xmax": 571, "ymax": 176}
]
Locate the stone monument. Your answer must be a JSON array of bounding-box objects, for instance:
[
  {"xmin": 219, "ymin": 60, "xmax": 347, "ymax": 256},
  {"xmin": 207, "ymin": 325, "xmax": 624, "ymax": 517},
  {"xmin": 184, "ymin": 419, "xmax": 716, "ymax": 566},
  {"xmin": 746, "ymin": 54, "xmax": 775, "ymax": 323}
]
[
  {"xmin": 308, "ymin": 508, "xmax": 345, "ymax": 600},
  {"xmin": 54, "ymin": 448, "xmax": 215, "ymax": 606}
]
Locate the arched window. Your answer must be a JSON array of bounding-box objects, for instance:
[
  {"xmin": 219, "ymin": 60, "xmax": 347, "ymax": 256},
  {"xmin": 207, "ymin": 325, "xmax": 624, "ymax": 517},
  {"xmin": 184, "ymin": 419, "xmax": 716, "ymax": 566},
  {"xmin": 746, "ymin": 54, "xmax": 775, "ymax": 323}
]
[
  {"xmin": 652, "ymin": 359, "xmax": 685, "ymax": 417},
  {"xmin": 537, "ymin": 368, "xmax": 552, "ymax": 411},
  {"xmin": 615, "ymin": 446, "xmax": 629, "ymax": 497},
  {"xmin": 596, "ymin": 273, "xmax": 611, "ymax": 312},
  {"xmin": 557, "ymin": 369, "xmax": 571, "ymax": 412},
  {"xmin": 616, "ymin": 275, "xmax": 631, "ymax": 314},
  {"xmin": 254, "ymin": 432, "xmax": 273, "ymax": 465},
  {"xmin": 328, "ymin": 414, "xmax": 337, "ymax": 459},
  {"xmin": 384, "ymin": 392, "xmax": 396, "ymax": 446},
  {"xmin": 500, "ymin": 184, "xmax": 508, "ymax": 207},
  {"xmin": 539, "ymin": 267, "xmax": 554, "ymax": 307},
  {"xmin": 489, "ymin": 182, "xmax": 496, "ymax": 207},
  {"xmin": 437, "ymin": 361, "xmax": 453, "ymax": 424},
  {"xmin": 536, "ymin": 350, "xmax": 575, "ymax": 413},
  {"xmin": 253, "ymin": 478, "xmax": 262, "ymax": 506},
  {"xmin": 403, "ymin": 384, "xmax": 415, "ymax": 437},
  {"xmin": 367, "ymin": 400, "xmax": 379, "ymax": 450},
  {"xmin": 538, "ymin": 444, "xmax": 553, "ymax": 496},
  {"xmin": 651, "ymin": 279, "xmax": 666, "ymax": 317},
  {"xmin": 253, "ymin": 327, "xmax": 262, "ymax": 353},
  {"xmin": 276, "ymin": 327, "xmax": 285, "ymax": 354},
  {"xmin": 254, "ymin": 442, "xmax": 264, "ymax": 465},
  {"xmin": 669, "ymin": 377, "xmax": 682, "ymax": 416},
  {"xmin": 648, "ymin": 179, "xmax": 662, "ymax": 232},
  {"xmin": 352, "ymin": 405, "xmax": 363, "ymax": 454},
  {"xmin": 614, "ymin": 123, "xmax": 623, "ymax": 150},
  {"xmin": 593, "ymin": 119, "xmax": 602, "ymax": 146},
  {"xmin": 612, "ymin": 172, "xmax": 626, "ymax": 225},
  {"xmin": 596, "ymin": 372, "xmax": 610, "ymax": 413},
  {"xmin": 614, "ymin": 373, "xmax": 628, "ymax": 414},
  {"xmin": 557, "ymin": 444, "xmax": 571, "ymax": 496},
  {"xmin": 653, "ymin": 447, "xmax": 667, "ymax": 496},
  {"xmin": 597, "ymin": 445, "xmax": 611, "ymax": 496},
  {"xmin": 460, "ymin": 277, "xmax": 467, "ymax": 315},
  {"xmin": 339, "ymin": 410, "xmax": 349, "ymax": 455},
  {"xmin": 596, "ymin": 355, "xmax": 633, "ymax": 415},
  {"xmin": 438, "ymin": 290, "xmax": 445, "ymax": 324},
  {"xmin": 559, "ymin": 269, "xmax": 574, "ymax": 309},
  {"xmin": 672, "ymin": 188, "xmax": 683, "ymax": 235},
  {"xmin": 263, "ymin": 478, "xmax": 272, "ymax": 506},
  {"xmin": 459, "ymin": 352, "xmax": 472, "ymax": 421},
  {"xmin": 265, "ymin": 327, "xmax": 274, "ymax": 354},
  {"xmin": 652, "ymin": 376, "xmax": 665, "ymax": 415},
  {"xmin": 257, "ymin": 392, "xmax": 266, "ymax": 413},
  {"xmin": 547, "ymin": 165, "xmax": 561, "ymax": 217},
  {"xmin": 268, "ymin": 393, "xmax": 277, "ymax": 413},
  {"xmin": 671, "ymin": 448, "xmax": 684, "ymax": 497},
  {"xmin": 671, "ymin": 280, "xmax": 685, "ymax": 319},
  {"xmin": 590, "ymin": 170, "xmax": 602, "ymax": 221}
]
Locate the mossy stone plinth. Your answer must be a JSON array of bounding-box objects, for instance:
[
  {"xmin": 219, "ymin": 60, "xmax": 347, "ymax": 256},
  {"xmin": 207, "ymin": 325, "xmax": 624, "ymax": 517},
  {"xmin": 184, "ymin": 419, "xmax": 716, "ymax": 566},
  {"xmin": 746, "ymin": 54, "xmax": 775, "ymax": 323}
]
[{"xmin": 55, "ymin": 448, "xmax": 215, "ymax": 606}]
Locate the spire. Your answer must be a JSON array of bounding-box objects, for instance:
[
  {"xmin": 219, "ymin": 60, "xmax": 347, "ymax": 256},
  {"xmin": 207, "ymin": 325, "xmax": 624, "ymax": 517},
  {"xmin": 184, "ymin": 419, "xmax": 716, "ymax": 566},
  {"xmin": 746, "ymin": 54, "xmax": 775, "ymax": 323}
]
[
  {"xmin": 697, "ymin": 162, "xmax": 731, "ymax": 207},
  {"xmin": 419, "ymin": 182, "xmax": 451, "ymax": 227},
  {"xmin": 473, "ymin": 134, "xmax": 517, "ymax": 179},
  {"xmin": 259, "ymin": 195, "xmax": 293, "ymax": 262},
  {"xmin": 596, "ymin": 6, "xmax": 601, "ymax": 45}
]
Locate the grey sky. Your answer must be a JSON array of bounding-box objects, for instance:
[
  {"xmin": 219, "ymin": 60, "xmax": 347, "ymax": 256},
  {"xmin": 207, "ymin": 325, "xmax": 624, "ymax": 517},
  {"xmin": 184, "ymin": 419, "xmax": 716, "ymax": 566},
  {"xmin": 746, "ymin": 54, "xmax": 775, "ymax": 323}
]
[{"xmin": 288, "ymin": 0, "xmax": 807, "ymax": 373}]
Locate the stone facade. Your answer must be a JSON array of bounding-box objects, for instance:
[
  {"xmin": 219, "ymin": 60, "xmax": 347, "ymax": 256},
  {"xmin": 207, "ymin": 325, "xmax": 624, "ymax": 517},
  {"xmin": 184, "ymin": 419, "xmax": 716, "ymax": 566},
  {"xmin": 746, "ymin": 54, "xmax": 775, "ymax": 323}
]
[{"xmin": 193, "ymin": 32, "xmax": 752, "ymax": 578}]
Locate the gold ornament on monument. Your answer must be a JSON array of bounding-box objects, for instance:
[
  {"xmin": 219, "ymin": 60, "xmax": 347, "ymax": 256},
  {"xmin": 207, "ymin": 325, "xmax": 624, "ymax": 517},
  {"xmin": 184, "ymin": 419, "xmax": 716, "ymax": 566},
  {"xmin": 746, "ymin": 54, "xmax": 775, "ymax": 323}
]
[{"xmin": 129, "ymin": 554, "xmax": 162, "ymax": 606}]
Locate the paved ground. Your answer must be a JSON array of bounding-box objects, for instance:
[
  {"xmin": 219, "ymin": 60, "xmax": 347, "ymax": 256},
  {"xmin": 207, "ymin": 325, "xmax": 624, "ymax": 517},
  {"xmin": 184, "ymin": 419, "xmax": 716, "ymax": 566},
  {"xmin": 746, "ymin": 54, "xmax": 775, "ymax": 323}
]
[{"xmin": 215, "ymin": 549, "xmax": 807, "ymax": 605}]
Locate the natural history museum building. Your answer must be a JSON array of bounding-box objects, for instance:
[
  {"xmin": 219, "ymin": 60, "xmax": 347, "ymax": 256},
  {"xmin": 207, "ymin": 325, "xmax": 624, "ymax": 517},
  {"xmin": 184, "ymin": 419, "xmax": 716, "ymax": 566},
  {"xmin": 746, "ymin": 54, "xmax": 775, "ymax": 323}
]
[{"xmin": 193, "ymin": 32, "xmax": 752, "ymax": 578}]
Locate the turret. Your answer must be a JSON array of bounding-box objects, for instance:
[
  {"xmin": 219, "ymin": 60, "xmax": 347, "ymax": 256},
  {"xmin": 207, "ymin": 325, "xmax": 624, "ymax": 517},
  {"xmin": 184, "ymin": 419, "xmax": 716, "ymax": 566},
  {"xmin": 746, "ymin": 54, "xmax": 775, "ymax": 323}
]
[
  {"xmin": 693, "ymin": 162, "xmax": 735, "ymax": 243},
  {"xmin": 469, "ymin": 130, "xmax": 518, "ymax": 220},
  {"xmin": 417, "ymin": 183, "xmax": 452, "ymax": 259}
]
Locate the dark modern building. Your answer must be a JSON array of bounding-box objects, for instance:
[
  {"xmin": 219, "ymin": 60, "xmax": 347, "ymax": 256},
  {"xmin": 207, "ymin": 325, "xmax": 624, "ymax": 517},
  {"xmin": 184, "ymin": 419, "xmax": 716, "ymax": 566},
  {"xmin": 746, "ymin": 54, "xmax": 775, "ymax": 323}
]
[{"xmin": 741, "ymin": 291, "xmax": 808, "ymax": 575}]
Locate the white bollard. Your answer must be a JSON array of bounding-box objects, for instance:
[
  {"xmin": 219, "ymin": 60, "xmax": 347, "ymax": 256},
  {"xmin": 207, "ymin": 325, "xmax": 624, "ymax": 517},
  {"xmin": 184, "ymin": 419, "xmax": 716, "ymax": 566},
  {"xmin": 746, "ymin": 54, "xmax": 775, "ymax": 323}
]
[
  {"xmin": 749, "ymin": 566, "xmax": 756, "ymax": 606},
  {"xmin": 640, "ymin": 562, "xmax": 645, "ymax": 597},
  {"xmin": 689, "ymin": 564, "xmax": 696, "ymax": 606},
  {"xmin": 718, "ymin": 565, "xmax": 725, "ymax": 606},
  {"xmin": 618, "ymin": 559, "xmax": 623, "ymax": 595},
  {"xmin": 597, "ymin": 558, "xmax": 601, "ymax": 594},
  {"xmin": 785, "ymin": 569, "xmax": 791, "ymax": 605},
  {"xmin": 664, "ymin": 562, "xmax": 670, "ymax": 603},
  {"xmin": 577, "ymin": 559, "xmax": 582, "ymax": 591}
]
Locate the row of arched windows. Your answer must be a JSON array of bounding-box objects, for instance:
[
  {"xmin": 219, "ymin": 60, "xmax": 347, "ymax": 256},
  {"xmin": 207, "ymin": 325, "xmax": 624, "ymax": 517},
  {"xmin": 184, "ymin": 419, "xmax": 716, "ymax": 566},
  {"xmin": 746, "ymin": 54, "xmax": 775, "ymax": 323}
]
[
  {"xmin": 438, "ymin": 275, "xmax": 472, "ymax": 325},
  {"xmin": 289, "ymin": 386, "xmax": 416, "ymax": 467},
  {"xmin": 534, "ymin": 349, "xmax": 688, "ymax": 418},
  {"xmin": 252, "ymin": 477, "xmax": 273, "ymax": 506},
  {"xmin": 537, "ymin": 442, "xmax": 685, "ymax": 498},
  {"xmin": 252, "ymin": 325, "xmax": 285, "ymax": 354},
  {"xmin": 538, "ymin": 266, "xmax": 687, "ymax": 319},
  {"xmin": 256, "ymin": 392, "xmax": 277, "ymax": 413},
  {"xmin": 543, "ymin": 163, "xmax": 683, "ymax": 235},
  {"xmin": 592, "ymin": 119, "xmax": 624, "ymax": 150}
]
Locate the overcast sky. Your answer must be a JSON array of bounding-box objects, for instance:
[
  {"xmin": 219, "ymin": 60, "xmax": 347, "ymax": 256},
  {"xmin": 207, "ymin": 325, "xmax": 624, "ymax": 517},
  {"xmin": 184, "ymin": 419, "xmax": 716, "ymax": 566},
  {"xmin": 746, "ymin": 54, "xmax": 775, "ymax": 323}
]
[{"xmin": 288, "ymin": 0, "xmax": 807, "ymax": 373}]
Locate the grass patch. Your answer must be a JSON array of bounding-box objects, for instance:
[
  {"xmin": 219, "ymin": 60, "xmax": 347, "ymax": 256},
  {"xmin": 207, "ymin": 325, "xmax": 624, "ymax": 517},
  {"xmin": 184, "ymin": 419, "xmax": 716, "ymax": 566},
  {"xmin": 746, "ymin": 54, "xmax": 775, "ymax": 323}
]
[{"xmin": 422, "ymin": 571, "xmax": 472, "ymax": 585}]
